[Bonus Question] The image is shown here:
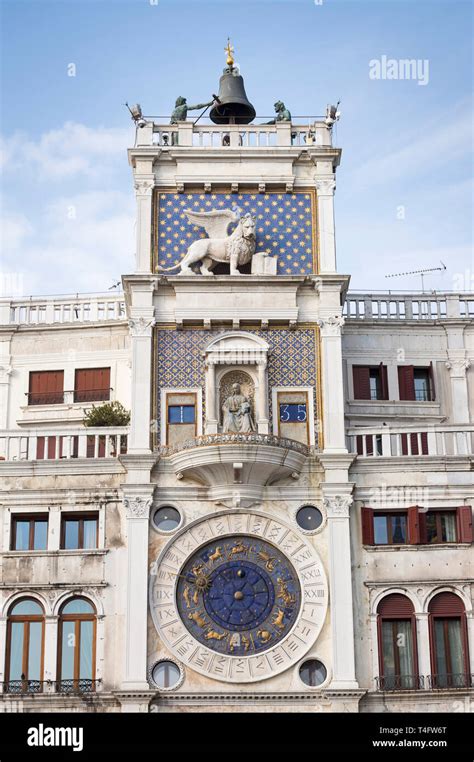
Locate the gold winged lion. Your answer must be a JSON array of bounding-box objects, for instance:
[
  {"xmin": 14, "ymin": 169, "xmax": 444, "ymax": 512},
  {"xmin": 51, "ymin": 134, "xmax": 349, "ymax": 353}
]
[{"xmin": 156, "ymin": 208, "xmax": 257, "ymax": 276}]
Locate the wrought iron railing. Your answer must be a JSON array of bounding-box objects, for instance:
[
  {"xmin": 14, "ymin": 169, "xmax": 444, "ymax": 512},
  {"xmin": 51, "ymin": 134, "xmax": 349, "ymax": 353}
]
[
  {"xmin": 160, "ymin": 432, "xmax": 312, "ymax": 457},
  {"xmin": 2, "ymin": 679, "xmax": 46, "ymax": 694},
  {"xmin": 375, "ymin": 675, "xmax": 425, "ymax": 691},
  {"xmin": 427, "ymin": 673, "xmax": 472, "ymax": 689},
  {"xmin": 55, "ymin": 679, "xmax": 100, "ymax": 694}
]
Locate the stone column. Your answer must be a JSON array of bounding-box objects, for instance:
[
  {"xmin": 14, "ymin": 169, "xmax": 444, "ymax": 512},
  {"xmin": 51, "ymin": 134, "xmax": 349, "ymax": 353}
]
[
  {"xmin": 315, "ymin": 177, "xmax": 337, "ymax": 273},
  {"xmin": 122, "ymin": 489, "xmax": 154, "ymax": 691},
  {"xmin": 0, "ymin": 361, "xmax": 12, "ymax": 429},
  {"xmin": 466, "ymin": 611, "xmax": 474, "ymax": 676},
  {"xmin": 43, "ymin": 615, "xmax": 58, "ymax": 686},
  {"xmin": 445, "ymin": 360, "xmax": 471, "ymax": 424},
  {"xmin": 0, "ymin": 616, "xmax": 6, "ymax": 682},
  {"xmin": 256, "ymin": 360, "xmax": 269, "ymax": 434},
  {"xmin": 416, "ymin": 613, "xmax": 432, "ymax": 683},
  {"xmin": 134, "ymin": 177, "xmax": 154, "ymax": 273},
  {"xmin": 128, "ymin": 315, "xmax": 155, "ymax": 453},
  {"xmin": 317, "ymin": 316, "xmax": 347, "ymax": 453},
  {"xmin": 205, "ymin": 361, "xmax": 218, "ymax": 434},
  {"xmin": 323, "ymin": 492, "xmax": 359, "ymax": 689}
]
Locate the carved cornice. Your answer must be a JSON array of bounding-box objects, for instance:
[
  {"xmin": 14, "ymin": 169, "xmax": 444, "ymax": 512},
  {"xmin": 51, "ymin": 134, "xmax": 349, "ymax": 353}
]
[
  {"xmin": 123, "ymin": 495, "xmax": 153, "ymax": 519},
  {"xmin": 128, "ymin": 316, "xmax": 156, "ymax": 337},
  {"xmin": 323, "ymin": 495, "xmax": 353, "ymax": 518},
  {"xmin": 445, "ymin": 359, "xmax": 471, "ymax": 378},
  {"xmin": 316, "ymin": 315, "xmax": 345, "ymax": 336}
]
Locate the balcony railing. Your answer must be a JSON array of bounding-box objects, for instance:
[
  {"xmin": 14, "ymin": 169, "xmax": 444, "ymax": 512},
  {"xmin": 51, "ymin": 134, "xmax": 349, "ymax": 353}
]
[
  {"xmin": 0, "ymin": 427, "xmax": 129, "ymax": 461},
  {"xmin": 2, "ymin": 679, "xmax": 102, "ymax": 695},
  {"xmin": 1, "ymin": 294, "xmax": 126, "ymax": 326},
  {"xmin": 344, "ymin": 292, "xmax": 474, "ymax": 321},
  {"xmin": 160, "ymin": 432, "xmax": 311, "ymax": 457},
  {"xmin": 26, "ymin": 388, "xmax": 112, "ymax": 406},
  {"xmin": 375, "ymin": 675, "xmax": 425, "ymax": 691},
  {"xmin": 347, "ymin": 424, "xmax": 474, "ymax": 458},
  {"xmin": 375, "ymin": 674, "xmax": 473, "ymax": 692}
]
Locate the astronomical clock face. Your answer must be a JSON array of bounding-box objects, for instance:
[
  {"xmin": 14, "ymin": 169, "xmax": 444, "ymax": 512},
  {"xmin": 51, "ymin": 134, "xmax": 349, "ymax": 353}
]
[
  {"xmin": 177, "ymin": 536, "xmax": 301, "ymax": 656},
  {"xmin": 150, "ymin": 512, "xmax": 328, "ymax": 683}
]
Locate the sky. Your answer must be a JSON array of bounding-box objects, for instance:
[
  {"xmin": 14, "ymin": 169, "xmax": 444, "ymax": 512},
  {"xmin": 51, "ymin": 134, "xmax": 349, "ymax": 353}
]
[{"xmin": 0, "ymin": 0, "xmax": 472, "ymax": 296}]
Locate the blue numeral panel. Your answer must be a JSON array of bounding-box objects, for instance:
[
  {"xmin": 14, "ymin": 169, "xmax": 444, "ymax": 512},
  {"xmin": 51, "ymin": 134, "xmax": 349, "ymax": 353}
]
[
  {"xmin": 168, "ymin": 405, "xmax": 195, "ymax": 424},
  {"xmin": 279, "ymin": 403, "xmax": 307, "ymax": 423}
]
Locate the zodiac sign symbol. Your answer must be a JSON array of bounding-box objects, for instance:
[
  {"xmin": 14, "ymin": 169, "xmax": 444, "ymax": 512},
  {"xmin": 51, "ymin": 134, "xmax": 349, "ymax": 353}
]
[
  {"xmin": 241, "ymin": 635, "xmax": 251, "ymax": 652},
  {"xmin": 192, "ymin": 588, "xmax": 200, "ymax": 605},
  {"xmin": 183, "ymin": 586, "xmax": 191, "ymax": 609},
  {"xmin": 204, "ymin": 629, "xmax": 227, "ymax": 641},
  {"xmin": 272, "ymin": 609, "xmax": 286, "ymax": 630},
  {"xmin": 257, "ymin": 550, "xmax": 276, "ymax": 572},
  {"xmin": 276, "ymin": 577, "xmax": 295, "ymax": 606},
  {"xmin": 208, "ymin": 546, "xmax": 223, "ymax": 563},
  {"xmin": 188, "ymin": 610, "xmax": 208, "ymax": 628},
  {"xmin": 257, "ymin": 629, "xmax": 272, "ymax": 644},
  {"xmin": 228, "ymin": 541, "xmax": 249, "ymax": 558},
  {"xmin": 191, "ymin": 563, "xmax": 204, "ymax": 577}
]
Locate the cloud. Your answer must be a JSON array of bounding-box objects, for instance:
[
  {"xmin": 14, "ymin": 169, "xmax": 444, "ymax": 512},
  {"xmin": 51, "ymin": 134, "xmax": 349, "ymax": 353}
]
[{"xmin": 1, "ymin": 122, "xmax": 133, "ymax": 179}]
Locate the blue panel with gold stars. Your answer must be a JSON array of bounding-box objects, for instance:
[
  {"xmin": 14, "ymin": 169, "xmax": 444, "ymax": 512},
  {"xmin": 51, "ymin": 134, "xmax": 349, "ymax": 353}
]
[
  {"xmin": 176, "ymin": 536, "xmax": 301, "ymax": 655},
  {"xmin": 155, "ymin": 191, "xmax": 317, "ymax": 275}
]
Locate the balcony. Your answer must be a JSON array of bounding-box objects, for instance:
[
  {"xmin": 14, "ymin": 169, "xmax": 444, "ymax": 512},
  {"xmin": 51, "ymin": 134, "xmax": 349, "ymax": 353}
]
[
  {"xmin": 160, "ymin": 433, "xmax": 311, "ymax": 506},
  {"xmin": 26, "ymin": 388, "xmax": 112, "ymax": 406},
  {"xmin": 347, "ymin": 424, "xmax": 474, "ymax": 458},
  {"xmin": 344, "ymin": 291, "xmax": 474, "ymax": 321},
  {"xmin": 375, "ymin": 674, "xmax": 473, "ymax": 692},
  {"xmin": 0, "ymin": 427, "xmax": 129, "ymax": 462},
  {"xmin": 0, "ymin": 293, "xmax": 126, "ymax": 326},
  {"xmin": 2, "ymin": 679, "xmax": 101, "ymax": 695}
]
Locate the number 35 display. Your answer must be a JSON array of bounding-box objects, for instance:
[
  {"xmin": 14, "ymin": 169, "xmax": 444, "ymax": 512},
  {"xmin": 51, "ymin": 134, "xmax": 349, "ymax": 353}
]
[{"xmin": 279, "ymin": 403, "xmax": 307, "ymax": 422}]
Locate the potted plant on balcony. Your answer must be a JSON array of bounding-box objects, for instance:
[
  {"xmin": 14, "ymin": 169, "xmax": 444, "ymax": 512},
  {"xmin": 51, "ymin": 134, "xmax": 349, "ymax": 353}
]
[{"xmin": 83, "ymin": 401, "xmax": 130, "ymax": 457}]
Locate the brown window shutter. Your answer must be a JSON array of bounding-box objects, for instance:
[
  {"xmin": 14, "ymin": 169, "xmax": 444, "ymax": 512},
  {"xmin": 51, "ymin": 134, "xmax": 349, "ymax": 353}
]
[
  {"xmin": 75, "ymin": 368, "xmax": 110, "ymax": 402},
  {"xmin": 398, "ymin": 365, "xmax": 415, "ymax": 400},
  {"xmin": 419, "ymin": 509, "xmax": 428, "ymax": 544},
  {"xmin": 457, "ymin": 506, "xmax": 473, "ymax": 543},
  {"xmin": 356, "ymin": 435, "xmax": 363, "ymax": 455},
  {"xmin": 378, "ymin": 593, "xmax": 414, "ymax": 616},
  {"xmin": 420, "ymin": 432, "xmax": 429, "ymax": 454},
  {"xmin": 429, "ymin": 361, "xmax": 436, "ymax": 401},
  {"xmin": 407, "ymin": 505, "xmax": 421, "ymax": 544},
  {"xmin": 428, "ymin": 592, "xmax": 465, "ymax": 615},
  {"xmin": 361, "ymin": 506, "xmax": 374, "ymax": 544},
  {"xmin": 401, "ymin": 432, "xmax": 408, "ymax": 455},
  {"xmin": 365, "ymin": 435, "xmax": 373, "ymax": 456},
  {"xmin": 380, "ymin": 363, "xmax": 389, "ymax": 400},
  {"xmin": 353, "ymin": 366, "xmax": 371, "ymax": 400}
]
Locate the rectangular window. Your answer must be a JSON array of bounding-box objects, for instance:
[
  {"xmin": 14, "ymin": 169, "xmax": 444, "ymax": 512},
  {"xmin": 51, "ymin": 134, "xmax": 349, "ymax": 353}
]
[
  {"xmin": 373, "ymin": 514, "xmax": 407, "ymax": 545},
  {"xmin": 353, "ymin": 364, "xmax": 388, "ymax": 400},
  {"xmin": 279, "ymin": 403, "xmax": 307, "ymax": 422},
  {"xmin": 74, "ymin": 368, "xmax": 110, "ymax": 403},
  {"xmin": 61, "ymin": 514, "xmax": 98, "ymax": 550},
  {"xmin": 28, "ymin": 370, "xmax": 64, "ymax": 405},
  {"xmin": 426, "ymin": 511, "xmax": 457, "ymax": 544},
  {"xmin": 380, "ymin": 619, "xmax": 415, "ymax": 690},
  {"xmin": 168, "ymin": 405, "xmax": 195, "ymax": 424},
  {"xmin": 11, "ymin": 516, "xmax": 48, "ymax": 550},
  {"xmin": 398, "ymin": 365, "xmax": 435, "ymax": 401}
]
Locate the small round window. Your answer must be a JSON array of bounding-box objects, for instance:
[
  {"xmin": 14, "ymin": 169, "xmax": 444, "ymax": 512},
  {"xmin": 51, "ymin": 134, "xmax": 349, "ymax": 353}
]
[
  {"xmin": 153, "ymin": 506, "xmax": 181, "ymax": 532},
  {"xmin": 299, "ymin": 659, "xmax": 327, "ymax": 687},
  {"xmin": 152, "ymin": 660, "xmax": 181, "ymax": 689},
  {"xmin": 296, "ymin": 505, "xmax": 323, "ymax": 532}
]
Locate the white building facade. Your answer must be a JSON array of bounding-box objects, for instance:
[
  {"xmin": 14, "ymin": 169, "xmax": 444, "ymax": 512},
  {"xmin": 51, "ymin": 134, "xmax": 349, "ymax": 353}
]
[{"xmin": 0, "ymin": 78, "xmax": 472, "ymax": 713}]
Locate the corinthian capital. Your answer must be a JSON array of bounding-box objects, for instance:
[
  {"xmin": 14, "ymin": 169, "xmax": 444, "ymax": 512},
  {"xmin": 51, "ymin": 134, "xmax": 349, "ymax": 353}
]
[
  {"xmin": 445, "ymin": 359, "xmax": 471, "ymax": 378},
  {"xmin": 123, "ymin": 495, "xmax": 153, "ymax": 519},
  {"xmin": 316, "ymin": 315, "xmax": 345, "ymax": 336},
  {"xmin": 315, "ymin": 176, "xmax": 336, "ymax": 195},
  {"xmin": 128, "ymin": 316, "xmax": 156, "ymax": 337},
  {"xmin": 134, "ymin": 178, "xmax": 154, "ymax": 196},
  {"xmin": 323, "ymin": 495, "xmax": 353, "ymax": 518}
]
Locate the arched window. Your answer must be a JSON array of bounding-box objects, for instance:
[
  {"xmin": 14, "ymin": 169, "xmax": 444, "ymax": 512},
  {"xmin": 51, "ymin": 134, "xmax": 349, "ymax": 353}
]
[
  {"xmin": 6, "ymin": 598, "xmax": 44, "ymax": 693},
  {"xmin": 428, "ymin": 592, "xmax": 470, "ymax": 688},
  {"xmin": 377, "ymin": 594, "xmax": 419, "ymax": 690},
  {"xmin": 58, "ymin": 598, "xmax": 96, "ymax": 692}
]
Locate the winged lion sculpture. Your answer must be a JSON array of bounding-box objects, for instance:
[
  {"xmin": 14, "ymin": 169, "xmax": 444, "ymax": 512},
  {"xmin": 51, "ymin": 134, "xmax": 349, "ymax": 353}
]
[{"xmin": 156, "ymin": 207, "xmax": 257, "ymax": 275}]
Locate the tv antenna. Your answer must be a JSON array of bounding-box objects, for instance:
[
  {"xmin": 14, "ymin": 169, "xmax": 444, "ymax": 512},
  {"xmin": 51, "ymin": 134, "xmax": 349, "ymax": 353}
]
[{"xmin": 385, "ymin": 261, "xmax": 446, "ymax": 292}]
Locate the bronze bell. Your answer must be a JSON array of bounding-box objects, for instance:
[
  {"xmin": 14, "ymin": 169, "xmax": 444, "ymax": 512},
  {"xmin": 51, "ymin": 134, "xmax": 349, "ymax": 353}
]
[{"xmin": 210, "ymin": 68, "xmax": 256, "ymax": 125}]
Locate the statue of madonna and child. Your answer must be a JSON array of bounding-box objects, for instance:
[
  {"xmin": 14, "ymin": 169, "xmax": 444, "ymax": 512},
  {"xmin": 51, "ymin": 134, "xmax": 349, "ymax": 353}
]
[{"xmin": 222, "ymin": 383, "xmax": 256, "ymax": 434}]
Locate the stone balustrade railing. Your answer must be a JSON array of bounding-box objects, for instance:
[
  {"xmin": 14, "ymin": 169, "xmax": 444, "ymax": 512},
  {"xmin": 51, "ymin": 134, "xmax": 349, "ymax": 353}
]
[
  {"xmin": 160, "ymin": 432, "xmax": 312, "ymax": 457},
  {"xmin": 136, "ymin": 120, "xmax": 333, "ymax": 149},
  {"xmin": 344, "ymin": 292, "xmax": 474, "ymax": 321},
  {"xmin": 0, "ymin": 427, "xmax": 129, "ymax": 461},
  {"xmin": 347, "ymin": 424, "xmax": 474, "ymax": 458},
  {"xmin": 1, "ymin": 294, "xmax": 126, "ymax": 326}
]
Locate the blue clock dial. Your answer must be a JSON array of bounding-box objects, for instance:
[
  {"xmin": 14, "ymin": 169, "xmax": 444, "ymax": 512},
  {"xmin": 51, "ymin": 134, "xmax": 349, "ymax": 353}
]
[{"xmin": 176, "ymin": 535, "xmax": 301, "ymax": 655}]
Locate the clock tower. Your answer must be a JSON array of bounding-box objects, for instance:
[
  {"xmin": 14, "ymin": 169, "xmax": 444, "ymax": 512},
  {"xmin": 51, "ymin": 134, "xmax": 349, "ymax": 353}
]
[{"xmin": 123, "ymin": 45, "xmax": 360, "ymax": 711}]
